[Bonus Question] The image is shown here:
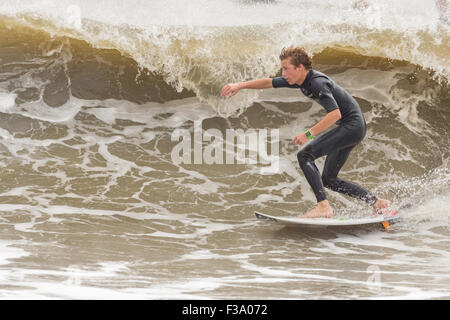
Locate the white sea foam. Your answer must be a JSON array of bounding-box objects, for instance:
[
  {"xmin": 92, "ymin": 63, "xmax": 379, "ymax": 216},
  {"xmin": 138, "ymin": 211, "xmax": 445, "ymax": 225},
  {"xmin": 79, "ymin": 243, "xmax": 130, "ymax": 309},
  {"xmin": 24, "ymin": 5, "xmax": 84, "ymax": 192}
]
[
  {"xmin": 0, "ymin": 92, "xmax": 16, "ymax": 111},
  {"xmin": 0, "ymin": 241, "xmax": 30, "ymax": 266}
]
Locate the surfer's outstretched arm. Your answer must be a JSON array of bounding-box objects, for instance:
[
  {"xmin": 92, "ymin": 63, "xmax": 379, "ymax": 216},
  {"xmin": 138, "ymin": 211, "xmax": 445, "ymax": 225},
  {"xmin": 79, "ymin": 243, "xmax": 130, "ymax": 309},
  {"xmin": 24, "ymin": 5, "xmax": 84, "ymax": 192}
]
[{"xmin": 221, "ymin": 78, "xmax": 273, "ymax": 98}]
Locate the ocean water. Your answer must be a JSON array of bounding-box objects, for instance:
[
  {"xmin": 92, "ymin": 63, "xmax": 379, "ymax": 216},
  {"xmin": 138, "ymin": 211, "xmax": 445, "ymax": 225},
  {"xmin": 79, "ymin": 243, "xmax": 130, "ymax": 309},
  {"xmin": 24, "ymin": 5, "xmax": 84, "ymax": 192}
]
[{"xmin": 0, "ymin": 0, "xmax": 449, "ymax": 299}]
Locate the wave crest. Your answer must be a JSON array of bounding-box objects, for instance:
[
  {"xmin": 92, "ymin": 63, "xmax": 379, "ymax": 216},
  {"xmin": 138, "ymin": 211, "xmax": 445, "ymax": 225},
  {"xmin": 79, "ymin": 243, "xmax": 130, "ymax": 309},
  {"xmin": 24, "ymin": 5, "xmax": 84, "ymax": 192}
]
[{"xmin": 0, "ymin": 11, "xmax": 448, "ymax": 115}]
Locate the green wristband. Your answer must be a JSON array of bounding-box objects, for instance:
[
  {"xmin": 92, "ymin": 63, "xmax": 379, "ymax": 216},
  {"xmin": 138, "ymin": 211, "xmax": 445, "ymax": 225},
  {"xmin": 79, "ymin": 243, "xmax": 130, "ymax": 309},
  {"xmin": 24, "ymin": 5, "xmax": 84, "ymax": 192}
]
[{"xmin": 305, "ymin": 129, "xmax": 314, "ymax": 140}]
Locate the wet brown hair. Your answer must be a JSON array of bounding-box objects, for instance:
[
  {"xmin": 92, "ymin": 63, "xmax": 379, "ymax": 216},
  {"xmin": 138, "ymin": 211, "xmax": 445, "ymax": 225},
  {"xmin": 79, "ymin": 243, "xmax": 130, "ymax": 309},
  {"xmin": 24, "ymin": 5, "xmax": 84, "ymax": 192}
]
[{"xmin": 279, "ymin": 46, "xmax": 312, "ymax": 70}]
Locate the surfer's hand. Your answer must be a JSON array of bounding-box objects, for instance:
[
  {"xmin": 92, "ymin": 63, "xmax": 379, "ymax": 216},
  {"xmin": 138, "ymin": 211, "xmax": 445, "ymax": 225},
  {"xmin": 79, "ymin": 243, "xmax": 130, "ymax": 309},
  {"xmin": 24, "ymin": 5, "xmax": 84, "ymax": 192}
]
[
  {"xmin": 293, "ymin": 133, "xmax": 308, "ymax": 146},
  {"xmin": 221, "ymin": 83, "xmax": 241, "ymax": 98}
]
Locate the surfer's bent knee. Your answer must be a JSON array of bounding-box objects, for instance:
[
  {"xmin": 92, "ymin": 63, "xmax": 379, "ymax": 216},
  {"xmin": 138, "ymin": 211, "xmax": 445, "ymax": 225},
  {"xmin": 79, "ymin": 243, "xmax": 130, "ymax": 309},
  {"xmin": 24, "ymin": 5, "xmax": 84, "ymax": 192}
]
[
  {"xmin": 297, "ymin": 148, "xmax": 316, "ymax": 166},
  {"xmin": 321, "ymin": 175, "xmax": 335, "ymax": 189}
]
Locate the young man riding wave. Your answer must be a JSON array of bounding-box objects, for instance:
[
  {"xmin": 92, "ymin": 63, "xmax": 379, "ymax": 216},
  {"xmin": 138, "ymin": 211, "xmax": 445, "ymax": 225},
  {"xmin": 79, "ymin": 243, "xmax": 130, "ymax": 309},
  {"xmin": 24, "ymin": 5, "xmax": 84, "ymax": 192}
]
[{"xmin": 221, "ymin": 46, "xmax": 390, "ymax": 218}]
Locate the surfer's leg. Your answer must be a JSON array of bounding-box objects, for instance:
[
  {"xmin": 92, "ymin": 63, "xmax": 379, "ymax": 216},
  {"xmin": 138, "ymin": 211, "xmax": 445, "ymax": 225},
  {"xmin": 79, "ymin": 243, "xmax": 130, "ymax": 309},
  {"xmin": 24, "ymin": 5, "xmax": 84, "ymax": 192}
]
[
  {"xmin": 321, "ymin": 146, "xmax": 378, "ymax": 205},
  {"xmin": 297, "ymin": 149, "xmax": 327, "ymax": 203},
  {"xmin": 297, "ymin": 147, "xmax": 333, "ymax": 218},
  {"xmin": 297, "ymin": 125, "xmax": 350, "ymax": 203},
  {"xmin": 296, "ymin": 129, "xmax": 340, "ymax": 218}
]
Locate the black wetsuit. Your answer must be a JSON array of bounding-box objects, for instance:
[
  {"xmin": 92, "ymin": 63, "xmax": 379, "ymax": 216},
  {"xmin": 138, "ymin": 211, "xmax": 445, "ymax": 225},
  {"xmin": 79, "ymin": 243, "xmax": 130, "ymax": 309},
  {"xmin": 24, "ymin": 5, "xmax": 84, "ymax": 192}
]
[{"xmin": 272, "ymin": 70, "xmax": 378, "ymax": 205}]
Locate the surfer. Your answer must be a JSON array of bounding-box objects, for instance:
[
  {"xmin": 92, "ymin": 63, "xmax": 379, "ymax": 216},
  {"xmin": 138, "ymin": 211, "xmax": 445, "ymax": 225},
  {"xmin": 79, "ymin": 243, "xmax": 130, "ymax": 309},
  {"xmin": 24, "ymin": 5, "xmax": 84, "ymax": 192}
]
[{"xmin": 221, "ymin": 46, "xmax": 391, "ymax": 218}]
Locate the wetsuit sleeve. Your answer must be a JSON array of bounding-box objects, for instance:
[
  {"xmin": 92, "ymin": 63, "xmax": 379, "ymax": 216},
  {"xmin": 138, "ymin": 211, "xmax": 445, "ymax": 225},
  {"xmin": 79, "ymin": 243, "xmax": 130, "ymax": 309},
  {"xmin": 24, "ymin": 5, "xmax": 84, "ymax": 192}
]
[
  {"xmin": 272, "ymin": 77, "xmax": 300, "ymax": 88},
  {"xmin": 311, "ymin": 78, "xmax": 339, "ymax": 113}
]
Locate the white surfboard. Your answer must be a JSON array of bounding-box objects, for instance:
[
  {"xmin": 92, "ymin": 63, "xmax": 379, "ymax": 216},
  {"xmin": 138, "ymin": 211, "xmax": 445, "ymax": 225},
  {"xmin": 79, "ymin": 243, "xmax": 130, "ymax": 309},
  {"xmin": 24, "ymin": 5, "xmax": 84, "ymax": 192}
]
[{"xmin": 255, "ymin": 210, "xmax": 400, "ymax": 228}]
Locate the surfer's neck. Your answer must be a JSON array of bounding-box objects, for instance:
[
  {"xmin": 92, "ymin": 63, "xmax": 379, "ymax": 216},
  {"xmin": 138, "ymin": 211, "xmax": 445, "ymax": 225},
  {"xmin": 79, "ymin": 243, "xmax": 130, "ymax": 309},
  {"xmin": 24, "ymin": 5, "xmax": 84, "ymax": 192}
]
[{"xmin": 295, "ymin": 69, "xmax": 310, "ymax": 86}]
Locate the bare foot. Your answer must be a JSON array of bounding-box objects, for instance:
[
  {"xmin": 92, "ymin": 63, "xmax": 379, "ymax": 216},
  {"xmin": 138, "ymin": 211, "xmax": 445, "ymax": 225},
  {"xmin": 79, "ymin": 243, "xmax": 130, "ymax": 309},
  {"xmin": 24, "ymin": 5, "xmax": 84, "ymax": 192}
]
[
  {"xmin": 300, "ymin": 200, "xmax": 333, "ymax": 218},
  {"xmin": 372, "ymin": 198, "xmax": 392, "ymax": 214}
]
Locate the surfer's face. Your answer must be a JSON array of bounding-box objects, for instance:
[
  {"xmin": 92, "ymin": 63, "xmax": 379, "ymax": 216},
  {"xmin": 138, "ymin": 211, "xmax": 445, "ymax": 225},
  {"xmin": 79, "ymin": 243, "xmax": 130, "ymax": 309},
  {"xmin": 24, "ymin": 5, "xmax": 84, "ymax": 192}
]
[{"xmin": 281, "ymin": 58, "xmax": 307, "ymax": 85}]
